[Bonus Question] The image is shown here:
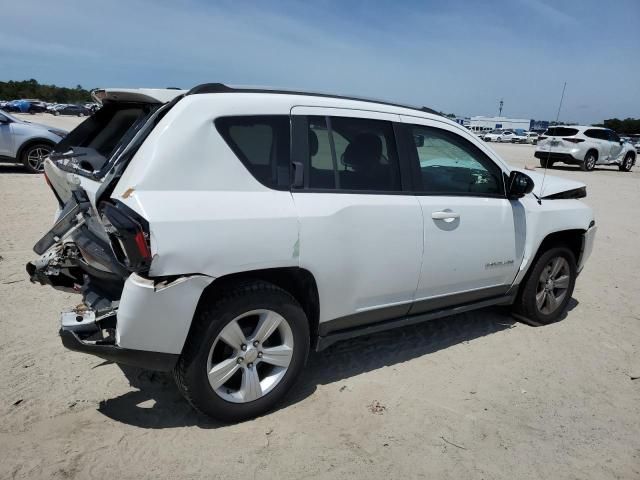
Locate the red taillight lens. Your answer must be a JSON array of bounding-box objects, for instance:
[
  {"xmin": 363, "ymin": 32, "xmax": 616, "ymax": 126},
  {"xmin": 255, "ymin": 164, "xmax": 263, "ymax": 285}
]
[
  {"xmin": 134, "ymin": 230, "xmax": 151, "ymax": 259},
  {"xmin": 563, "ymin": 137, "xmax": 584, "ymax": 143}
]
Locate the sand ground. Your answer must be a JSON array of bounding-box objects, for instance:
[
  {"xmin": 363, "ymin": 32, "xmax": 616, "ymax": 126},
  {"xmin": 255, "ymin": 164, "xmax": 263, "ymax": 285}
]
[{"xmin": 1, "ymin": 114, "xmax": 639, "ymax": 479}]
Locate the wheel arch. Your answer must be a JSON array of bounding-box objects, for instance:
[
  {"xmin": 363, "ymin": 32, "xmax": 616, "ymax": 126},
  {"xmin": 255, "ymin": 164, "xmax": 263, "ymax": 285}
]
[
  {"xmin": 584, "ymin": 147, "xmax": 598, "ymax": 161},
  {"xmin": 517, "ymin": 228, "xmax": 585, "ymax": 292},
  {"xmin": 16, "ymin": 138, "xmax": 56, "ymax": 162},
  {"xmin": 191, "ymin": 267, "xmax": 320, "ymax": 350}
]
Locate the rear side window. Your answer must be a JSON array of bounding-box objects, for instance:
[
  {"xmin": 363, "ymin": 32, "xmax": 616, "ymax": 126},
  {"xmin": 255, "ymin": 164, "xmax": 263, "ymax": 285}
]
[
  {"xmin": 216, "ymin": 116, "xmax": 290, "ymax": 190},
  {"xmin": 544, "ymin": 127, "xmax": 579, "ymax": 137},
  {"xmin": 584, "ymin": 129, "xmax": 608, "ymax": 140},
  {"xmin": 306, "ymin": 115, "xmax": 401, "ymax": 192}
]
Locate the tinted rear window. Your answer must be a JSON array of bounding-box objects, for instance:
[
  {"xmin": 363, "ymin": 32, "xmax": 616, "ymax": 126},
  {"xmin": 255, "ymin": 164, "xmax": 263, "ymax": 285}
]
[
  {"xmin": 216, "ymin": 116, "xmax": 291, "ymax": 190},
  {"xmin": 544, "ymin": 127, "xmax": 579, "ymax": 137}
]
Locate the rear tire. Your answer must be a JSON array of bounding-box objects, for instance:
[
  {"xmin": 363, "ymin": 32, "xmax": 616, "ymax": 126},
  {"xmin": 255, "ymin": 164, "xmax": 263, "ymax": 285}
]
[
  {"xmin": 512, "ymin": 246, "xmax": 577, "ymax": 325},
  {"xmin": 174, "ymin": 281, "xmax": 310, "ymax": 422},
  {"xmin": 582, "ymin": 151, "xmax": 597, "ymax": 171},
  {"xmin": 619, "ymin": 153, "xmax": 634, "ymax": 172},
  {"xmin": 539, "ymin": 158, "xmax": 554, "ymax": 169}
]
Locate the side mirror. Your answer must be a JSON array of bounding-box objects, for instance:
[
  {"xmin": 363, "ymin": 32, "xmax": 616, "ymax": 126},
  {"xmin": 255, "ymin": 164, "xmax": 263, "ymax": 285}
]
[
  {"xmin": 507, "ymin": 171, "xmax": 534, "ymax": 199},
  {"xmin": 619, "ymin": 140, "xmax": 624, "ymax": 145},
  {"xmin": 0, "ymin": 116, "xmax": 9, "ymax": 124}
]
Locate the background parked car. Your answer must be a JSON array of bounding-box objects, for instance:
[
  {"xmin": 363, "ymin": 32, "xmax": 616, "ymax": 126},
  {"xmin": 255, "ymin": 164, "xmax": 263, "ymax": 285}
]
[
  {"xmin": 52, "ymin": 104, "xmax": 90, "ymax": 116},
  {"xmin": 525, "ymin": 132, "xmax": 539, "ymax": 144},
  {"xmin": 0, "ymin": 109, "xmax": 67, "ymax": 173},
  {"xmin": 3, "ymin": 99, "xmax": 47, "ymax": 114},
  {"xmin": 484, "ymin": 130, "xmax": 517, "ymax": 142},
  {"xmin": 511, "ymin": 131, "xmax": 527, "ymax": 143}
]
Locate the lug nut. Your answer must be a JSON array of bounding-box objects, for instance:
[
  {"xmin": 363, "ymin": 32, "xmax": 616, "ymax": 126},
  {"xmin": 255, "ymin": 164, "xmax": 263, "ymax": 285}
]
[
  {"xmin": 247, "ymin": 362, "xmax": 254, "ymax": 368},
  {"xmin": 241, "ymin": 344, "xmax": 247, "ymax": 351},
  {"xmin": 253, "ymin": 340, "xmax": 259, "ymax": 347},
  {"xmin": 237, "ymin": 357, "xmax": 244, "ymax": 364},
  {"xmin": 258, "ymin": 352, "xmax": 263, "ymax": 358}
]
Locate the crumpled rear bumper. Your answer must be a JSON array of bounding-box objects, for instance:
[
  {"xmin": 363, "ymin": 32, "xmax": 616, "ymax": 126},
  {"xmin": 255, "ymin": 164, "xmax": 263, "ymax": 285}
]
[
  {"xmin": 57, "ymin": 273, "xmax": 213, "ymax": 370},
  {"xmin": 59, "ymin": 329, "xmax": 179, "ymax": 371}
]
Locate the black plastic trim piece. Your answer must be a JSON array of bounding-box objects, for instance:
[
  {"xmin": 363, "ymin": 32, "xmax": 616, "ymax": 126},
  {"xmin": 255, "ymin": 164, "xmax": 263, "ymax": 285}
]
[
  {"xmin": 186, "ymin": 83, "xmax": 441, "ymax": 117},
  {"xmin": 409, "ymin": 285, "xmax": 511, "ymax": 315},
  {"xmin": 533, "ymin": 152, "xmax": 580, "ymax": 164},
  {"xmin": 60, "ymin": 329, "xmax": 179, "ymax": 372},
  {"xmin": 316, "ymin": 293, "xmax": 516, "ymax": 351},
  {"xmin": 541, "ymin": 187, "xmax": 587, "ymax": 200}
]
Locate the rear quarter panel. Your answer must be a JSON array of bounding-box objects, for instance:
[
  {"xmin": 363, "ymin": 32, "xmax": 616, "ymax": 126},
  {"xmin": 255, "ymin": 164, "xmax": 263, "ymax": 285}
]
[{"xmin": 111, "ymin": 95, "xmax": 300, "ymax": 278}]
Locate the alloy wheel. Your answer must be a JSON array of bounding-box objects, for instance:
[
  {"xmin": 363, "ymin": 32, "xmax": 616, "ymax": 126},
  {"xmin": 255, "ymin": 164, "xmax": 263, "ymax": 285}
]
[
  {"xmin": 536, "ymin": 256, "xmax": 570, "ymax": 315},
  {"xmin": 26, "ymin": 146, "xmax": 51, "ymax": 172},
  {"xmin": 207, "ymin": 309, "xmax": 294, "ymax": 403}
]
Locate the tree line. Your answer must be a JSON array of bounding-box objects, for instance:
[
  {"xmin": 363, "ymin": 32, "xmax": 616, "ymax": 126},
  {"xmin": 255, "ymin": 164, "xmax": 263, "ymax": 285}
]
[
  {"xmin": 594, "ymin": 118, "xmax": 640, "ymax": 135},
  {"xmin": 0, "ymin": 79, "xmax": 92, "ymax": 103}
]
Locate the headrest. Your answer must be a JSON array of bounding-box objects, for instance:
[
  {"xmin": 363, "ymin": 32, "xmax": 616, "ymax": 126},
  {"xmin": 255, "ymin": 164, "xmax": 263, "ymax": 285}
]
[{"xmin": 342, "ymin": 133, "xmax": 382, "ymax": 168}]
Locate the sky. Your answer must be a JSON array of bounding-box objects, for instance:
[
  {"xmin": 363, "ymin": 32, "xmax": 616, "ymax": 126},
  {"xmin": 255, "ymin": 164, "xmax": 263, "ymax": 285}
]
[{"xmin": 1, "ymin": 0, "xmax": 639, "ymax": 123}]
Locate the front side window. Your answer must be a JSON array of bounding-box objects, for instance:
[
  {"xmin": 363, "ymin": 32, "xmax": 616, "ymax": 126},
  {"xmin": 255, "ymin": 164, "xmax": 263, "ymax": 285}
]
[
  {"xmin": 307, "ymin": 116, "xmax": 401, "ymax": 191},
  {"xmin": 408, "ymin": 125, "xmax": 503, "ymax": 196},
  {"xmin": 216, "ymin": 115, "xmax": 290, "ymax": 190}
]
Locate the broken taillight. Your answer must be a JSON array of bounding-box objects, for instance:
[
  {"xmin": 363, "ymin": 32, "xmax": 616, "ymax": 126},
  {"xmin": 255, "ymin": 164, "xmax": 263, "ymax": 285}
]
[{"xmin": 100, "ymin": 201, "xmax": 152, "ymax": 273}]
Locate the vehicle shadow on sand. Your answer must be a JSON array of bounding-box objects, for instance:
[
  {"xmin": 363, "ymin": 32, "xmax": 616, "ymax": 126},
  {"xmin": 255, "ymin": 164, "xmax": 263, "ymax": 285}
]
[
  {"xmin": 97, "ymin": 300, "xmax": 577, "ymax": 429},
  {"xmin": 0, "ymin": 165, "xmax": 32, "ymax": 174}
]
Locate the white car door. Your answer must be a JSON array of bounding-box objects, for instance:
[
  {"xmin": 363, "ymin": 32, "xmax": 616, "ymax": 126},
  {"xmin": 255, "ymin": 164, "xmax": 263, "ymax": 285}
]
[
  {"xmin": 399, "ymin": 115, "xmax": 523, "ymax": 314},
  {"xmin": 290, "ymin": 107, "xmax": 423, "ymax": 332},
  {"xmin": 607, "ymin": 130, "xmax": 624, "ymax": 161},
  {"xmin": 0, "ymin": 113, "xmax": 14, "ymax": 157}
]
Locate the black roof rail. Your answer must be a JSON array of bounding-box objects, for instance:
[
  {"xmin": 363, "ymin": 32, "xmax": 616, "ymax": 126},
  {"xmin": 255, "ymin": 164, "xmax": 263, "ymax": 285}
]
[{"xmin": 185, "ymin": 83, "xmax": 441, "ymax": 117}]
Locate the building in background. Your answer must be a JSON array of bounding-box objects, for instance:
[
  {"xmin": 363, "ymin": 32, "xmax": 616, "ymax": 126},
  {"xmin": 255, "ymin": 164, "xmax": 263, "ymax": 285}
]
[{"xmin": 468, "ymin": 116, "xmax": 531, "ymax": 134}]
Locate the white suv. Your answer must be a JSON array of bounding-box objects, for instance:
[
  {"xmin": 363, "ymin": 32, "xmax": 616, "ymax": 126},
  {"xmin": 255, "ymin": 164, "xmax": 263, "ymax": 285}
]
[
  {"xmin": 535, "ymin": 126, "xmax": 636, "ymax": 171},
  {"xmin": 27, "ymin": 84, "xmax": 596, "ymax": 422}
]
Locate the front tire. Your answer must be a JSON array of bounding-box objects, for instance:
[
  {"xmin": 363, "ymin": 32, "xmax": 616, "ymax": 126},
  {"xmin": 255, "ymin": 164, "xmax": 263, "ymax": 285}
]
[
  {"xmin": 619, "ymin": 153, "xmax": 634, "ymax": 172},
  {"xmin": 513, "ymin": 246, "xmax": 577, "ymax": 325},
  {"xmin": 21, "ymin": 143, "xmax": 53, "ymax": 173},
  {"xmin": 174, "ymin": 282, "xmax": 310, "ymax": 422}
]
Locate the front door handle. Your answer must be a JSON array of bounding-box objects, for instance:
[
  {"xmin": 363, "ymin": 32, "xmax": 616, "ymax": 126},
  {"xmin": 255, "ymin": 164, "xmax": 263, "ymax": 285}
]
[{"xmin": 431, "ymin": 211, "xmax": 460, "ymax": 221}]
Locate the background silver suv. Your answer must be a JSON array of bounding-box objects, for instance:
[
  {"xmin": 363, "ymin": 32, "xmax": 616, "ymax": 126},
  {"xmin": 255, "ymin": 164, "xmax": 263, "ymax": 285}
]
[
  {"xmin": 535, "ymin": 125, "xmax": 636, "ymax": 171},
  {"xmin": 0, "ymin": 109, "xmax": 67, "ymax": 173}
]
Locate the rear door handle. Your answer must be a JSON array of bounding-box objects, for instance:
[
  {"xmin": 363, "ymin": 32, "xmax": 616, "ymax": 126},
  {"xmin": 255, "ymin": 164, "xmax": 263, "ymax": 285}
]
[{"xmin": 431, "ymin": 211, "xmax": 460, "ymax": 220}]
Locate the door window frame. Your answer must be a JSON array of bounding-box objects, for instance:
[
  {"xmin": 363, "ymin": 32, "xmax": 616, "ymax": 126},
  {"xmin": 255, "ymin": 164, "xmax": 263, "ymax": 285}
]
[
  {"xmin": 396, "ymin": 122, "xmax": 508, "ymax": 198},
  {"xmin": 291, "ymin": 114, "xmax": 413, "ymax": 195}
]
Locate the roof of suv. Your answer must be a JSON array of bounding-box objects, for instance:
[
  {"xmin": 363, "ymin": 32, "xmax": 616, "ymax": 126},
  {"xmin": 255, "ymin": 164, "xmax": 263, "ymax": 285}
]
[
  {"xmin": 185, "ymin": 83, "xmax": 441, "ymax": 116},
  {"xmin": 92, "ymin": 83, "xmax": 441, "ymax": 118}
]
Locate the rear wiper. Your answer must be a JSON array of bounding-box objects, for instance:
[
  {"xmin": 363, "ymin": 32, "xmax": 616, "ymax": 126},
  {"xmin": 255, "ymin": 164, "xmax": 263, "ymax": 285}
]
[{"xmin": 49, "ymin": 149, "xmax": 87, "ymax": 161}]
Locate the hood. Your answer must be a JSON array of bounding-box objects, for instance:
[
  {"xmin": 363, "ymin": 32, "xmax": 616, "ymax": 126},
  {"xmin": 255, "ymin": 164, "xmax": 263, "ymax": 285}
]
[{"xmin": 513, "ymin": 168, "xmax": 586, "ymax": 199}]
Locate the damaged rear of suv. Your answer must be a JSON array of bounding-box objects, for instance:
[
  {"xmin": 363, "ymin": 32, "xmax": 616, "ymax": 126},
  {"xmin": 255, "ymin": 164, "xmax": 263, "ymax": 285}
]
[{"xmin": 28, "ymin": 84, "xmax": 596, "ymax": 422}]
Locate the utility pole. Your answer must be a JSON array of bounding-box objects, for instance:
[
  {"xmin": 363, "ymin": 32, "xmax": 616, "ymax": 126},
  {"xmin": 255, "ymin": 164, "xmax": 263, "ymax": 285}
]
[{"xmin": 498, "ymin": 99, "xmax": 504, "ymax": 117}]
